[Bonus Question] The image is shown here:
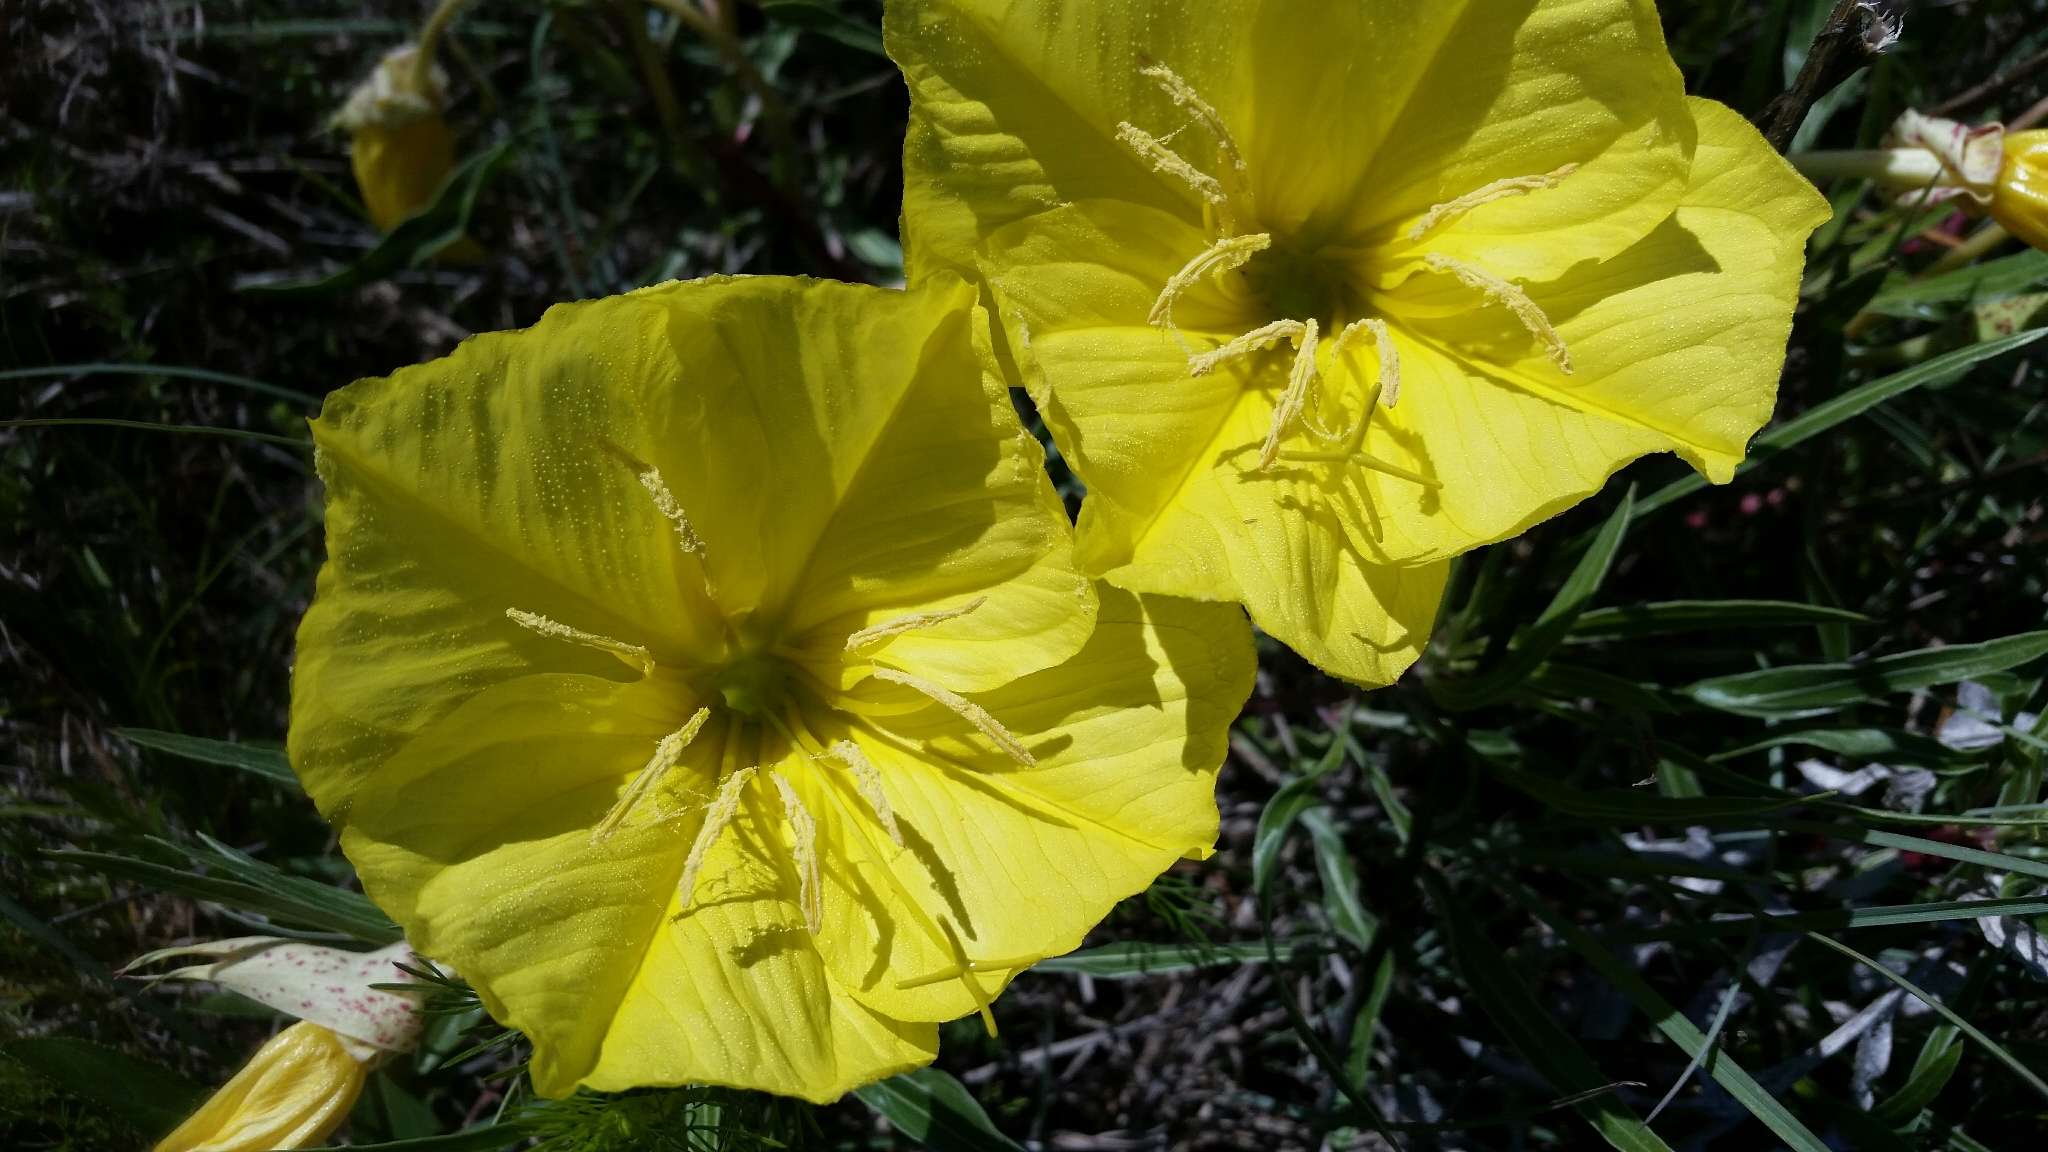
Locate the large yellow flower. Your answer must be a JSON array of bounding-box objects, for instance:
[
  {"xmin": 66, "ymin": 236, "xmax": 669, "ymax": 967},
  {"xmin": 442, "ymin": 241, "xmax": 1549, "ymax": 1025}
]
[
  {"xmin": 288, "ymin": 274, "xmax": 1253, "ymax": 1102},
  {"xmin": 890, "ymin": 0, "xmax": 1830, "ymax": 684}
]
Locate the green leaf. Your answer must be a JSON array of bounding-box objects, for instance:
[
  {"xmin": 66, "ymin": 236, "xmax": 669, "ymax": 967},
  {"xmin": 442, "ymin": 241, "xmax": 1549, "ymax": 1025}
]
[
  {"xmin": 1710, "ymin": 727, "xmax": 1977, "ymax": 765},
  {"xmin": 119, "ymin": 728, "xmax": 299, "ymax": 791},
  {"xmin": 1301, "ymin": 809, "xmax": 1376, "ymax": 951},
  {"xmin": 1426, "ymin": 876, "xmax": 1674, "ymax": 1152},
  {"xmin": 1871, "ymin": 1027, "xmax": 1962, "ymax": 1126},
  {"xmin": 1495, "ymin": 879, "xmax": 1833, "ymax": 1152},
  {"xmin": 1481, "ymin": 761, "xmax": 1819, "ymax": 824},
  {"xmin": 50, "ymin": 837, "xmax": 399, "ymax": 943},
  {"xmin": 1864, "ymin": 249, "xmax": 2048, "ymax": 319},
  {"xmin": 1033, "ymin": 939, "xmax": 1303, "ymax": 978},
  {"xmin": 1251, "ymin": 708, "xmax": 1354, "ymax": 898},
  {"xmin": 3, "ymin": 1037, "xmax": 203, "ymax": 1137},
  {"xmin": 1618, "ymin": 897, "xmax": 2048, "ymax": 942},
  {"xmin": 240, "ymin": 139, "xmax": 514, "ymax": 298},
  {"xmin": 0, "ymin": 362, "xmax": 318, "ymax": 407},
  {"xmin": 1568, "ymin": 600, "xmax": 1872, "ymax": 640},
  {"xmin": 1683, "ymin": 631, "xmax": 2048, "ymax": 717},
  {"xmin": 1778, "ymin": 820, "xmax": 2048, "ymax": 883},
  {"xmin": 1636, "ymin": 328, "xmax": 2048, "ymax": 516},
  {"xmin": 1432, "ymin": 489, "xmax": 1635, "ymax": 710},
  {"xmin": 854, "ymin": 1068, "xmax": 1024, "ymax": 1152},
  {"xmin": 1806, "ymin": 932, "xmax": 2048, "ymax": 1104}
]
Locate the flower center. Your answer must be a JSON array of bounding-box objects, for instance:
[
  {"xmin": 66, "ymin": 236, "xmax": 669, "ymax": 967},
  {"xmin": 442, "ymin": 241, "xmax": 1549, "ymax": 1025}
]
[
  {"xmin": 1116, "ymin": 64, "xmax": 1582, "ymax": 523},
  {"xmin": 715, "ymin": 651, "xmax": 787, "ymax": 718}
]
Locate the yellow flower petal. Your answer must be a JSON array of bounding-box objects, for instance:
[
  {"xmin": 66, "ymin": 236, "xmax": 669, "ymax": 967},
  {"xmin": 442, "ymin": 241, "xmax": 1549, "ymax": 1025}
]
[
  {"xmin": 1359, "ymin": 97, "xmax": 1831, "ymax": 560},
  {"xmin": 154, "ymin": 1023, "xmax": 363, "ymax": 1152},
  {"xmin": 1992, "ymin": 129, "xmax": 2048, "ymax": 251},
  {"xmin": 796, "ymin": 588, "xmax": 1253, "ymax": 1021},
  {"xmin": 350, "ymin": 115, "xmax": 457, "ymax": 234}
]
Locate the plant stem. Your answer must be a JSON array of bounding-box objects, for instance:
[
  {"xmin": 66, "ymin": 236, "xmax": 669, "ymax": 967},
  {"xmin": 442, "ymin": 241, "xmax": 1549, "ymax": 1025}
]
[
  {"xmin": 1790, "ymin": 147, "xmax": 1950, "ymax": 185},
  {"xmin": 412, "ymin": 0, "xmax": 478, "ymax": 92}
]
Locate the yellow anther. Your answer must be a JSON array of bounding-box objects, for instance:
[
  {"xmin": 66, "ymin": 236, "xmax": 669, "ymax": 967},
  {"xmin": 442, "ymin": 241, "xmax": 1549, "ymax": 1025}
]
[
  {"xmin": 770, "ymin": 771, "xmax": 823, "ymax": 935},
  {"xmin": 677, "ymin": 765, "xmax": 756, "ymax": 912},
  {"xmin": 1116, "ymin": 122, "xmax": 1227, "ymax": 209},
  {"xmin": 845, "ymin": 597, "xmax": 988, "ymax": 651},
  {"xmin": 1422, "ymin": 254, "xmax": 1573, "ymax": 374},
  {"xmin": 824, "ymin": 740, "xmax": 902, "ymax": 848},
  {"xmin": 594, "ymin": 707, "xmax": 713, "ymax": 842},
  {"xmin": 1138, "ymin": 63, "xmax": 1254, "ymax": 221},
  {"xmin": 504, "ymin": 607, "xmax": 654, "ymax": 675},
  {"xmin": 1188, "ymin": 318, "xmax": 1306, "ymax": 377},
  {"xmin": 636, "ymin": 465, "xmax": 706, "ymax": 557},
  {"xmin": 939, "ymin": 917, "xmax": 998, "ymax": 1038},
  {"xmin": 1408, "ymin": 164, "xmax": 1579, "ymax": 241},
  {"xmin": 870, "ymin": 666, "xmax": 1035, "ymax": 767},
  {"xmin": 1148, "ymin": 232, "xmax": 1271, "ymax": 330},
  {"xmin": 1258, "ymin": 319, "xmax": 1320, "ymax": 471}
]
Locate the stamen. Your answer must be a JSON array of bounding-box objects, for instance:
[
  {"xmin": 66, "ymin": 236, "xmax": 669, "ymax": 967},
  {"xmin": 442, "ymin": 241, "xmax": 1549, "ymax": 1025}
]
[
  {"xmin": 1138, "ymin": 63, "xmax": 1254, "ymax": 222},
  {"xmin": 939, "ymin": 917, "xmax": 998, "ymax": 1038},
  {"xmin": 1258, "ymin": 318, "xmax": 1320, "ymax": 471},
  {"xmin": 637, "ymin": 465, "xmax": 707, "ymax": 557},
  {"xmin": 770, "ymin": 771, "xmax": 823, "ymax": 935},
  {"xmin": 593, "ymin": 707, "xmax": 713, "ymax": 842},
  {"xmin": 1333, "ymin": 318, "xmax": 1400, "ymax": 409},
  {"xmin": 1408, "ymin": 164, "xmax": 1579, "ymax": 241},
  {"xmin": 1148, "ymin": 233, "xmax": 1272, "ymax": 330},
  {"xmin": 870, "ymin": 666, "xmax": 1035, "ymax": 767},
  {"xmin": 505, "ymin": 608, "xmax": 654, "ymax": 675},
  {"xmin": 1422, "ymin": 254, "xmax": 1573, "ymax": 374},
  {"xmin": 845, "ymin": 597, "xmax": 988, "ymax": 651},
  {"xmin": 1188, "ymin": 319, "xmax": 1305, "ymax": 377},
  {"xmin": 677, "ymin": 765, "xmax": 756, "ymax": 912},
  {"xmin": 1116, "ymin": 122, "xmax": 1226, "ymax": 208},
  {"xmin": 823, "ymin": 740, "xmax": 903, "ymax": 848}
]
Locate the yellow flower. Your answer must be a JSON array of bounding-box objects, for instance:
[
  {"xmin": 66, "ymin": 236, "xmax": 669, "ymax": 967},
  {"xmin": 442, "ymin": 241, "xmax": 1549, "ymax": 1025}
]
[
  {"xmin": 1991, "ymin": 131, "xmax": 2048, "ymax": 250},
  {"xmin": 155, "ymin": 1023, "xmax": 363, "ymax": 1152},
  {"xmin": 287, "ymin": 273, "xmax": 1253, "ymax": 1102},
  {"xmin": 890, "ymin": 0, "xmax": 1830, "ymax": 684},
  {"xmin": 333, "ymin": 44, "xmax": 481, "ymax": 260}
]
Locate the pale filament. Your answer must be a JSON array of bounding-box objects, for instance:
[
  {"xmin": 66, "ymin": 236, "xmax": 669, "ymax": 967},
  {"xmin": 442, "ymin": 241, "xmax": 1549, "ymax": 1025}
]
[
  {"xmin": 1421, "ymin": 254, "xmax": 1573, "ymax": 374},
  {"xmin": 770, "ymin": 771, "xmax": 824, "ymax": 934},
  {"xmin": 845, "ymin": 596, "xmax": 988, "ymax": 651},
  {"xmin": 870, "ymin": 666, "xmax": 1036, "ymax": 767},
  {"xmin": 677, "ymin": 764, "xmax": 756, "ymax": 912},
  {"xmin": 593, "ymin": 706, "xmax": 713, "ymax": 842},
  {"xmin": 1147, "ymin": 232, "xmax": 1271, "ymax": 329},
  {"xmin": 504, "ymin": 607, "xmax": 652, "ymax": 675},
  {"xmin": 1408, "ymin": 163, "xmax": 1579, "ymax": 241},
  {"xmin": 823, "ymin": 739, "xmax": 903, "ymax": 847}
]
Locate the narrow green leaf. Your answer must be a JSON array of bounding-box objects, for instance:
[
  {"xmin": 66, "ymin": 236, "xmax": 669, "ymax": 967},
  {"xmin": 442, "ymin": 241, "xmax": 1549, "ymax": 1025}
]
[
  {"xmin": 1864, "ymin": 249, "xmax": 2048, "ymax": 318},
  {"xmin": 1636, "ymin": 328, "xmax": 2048, "ymax": 515},
  {"xmin": 1427, "ymin": 876, "xmax": 1674, "ymax": 1152},
  {"xmin": 241, "ymin": 139, "xmax": 514, "ymax": 298},
  {"xmin": 309, "ymin": 1127, "xmax": 534, "ymax": 1152},
  {"xmin": 0, "ymin": 418, "xmax": 306, "ymax": 448},
  {"xmin": 3, "ymin": 1037, "xmax": 203, "ymax": 1136},
  {"xmin": 1617, "ymin": 897, "xmax": 2048, "ymax": 942},
  {"xmin": 1569, "ymin": 600, "xmax": 1872, "ymax": 640},
  {"xmin": 854, "ymin": 1068, "xmax": 1024, "ymax": 1152},
  {"xmin": 119, "ymin": 728, "xmax": 299, "ymax": 791},
  {"xmin": 49, "ymin": 842, "xmax": 399, "ymax": 943},
  {"xmin": 0, "ymin": 362, "xmax": 318, "ymax": 406},
  {"xmin": 1483, "ymin": 762, "xmax": 1819, "ymax": 824},
  {"xmin": 1496, "ymin": 879, "xmax": 1833, "ymax": 1152},
  {"xmin": 1776, "ymin": 820, "xmax": 2048, "ymax": 883},
  {"xmin": 1433, "ymin": 489, "xmax": 1634, "ymax": 710},
  {"xmin": 759, "ymin": 0, "xmax": 886, "ymax": 54},
  {"xmin": 1251, "ymin": 708, "xmax": 1354, "ymax": 897},
  {"xmin": 1806, "ymin": 932, "xmax": 2048, "ymax": 1104},
  {"xmin": 1871, "ymin": 1027, "xmax": 1962, "ymax": 1126},
  {"xmin": 1709, "ymin": 727, "xmax": 1975, "ymax": 765},
  {"xmin": 1683, "ymin": 630, "xmax": 2048, "ymax": 717},
  {"xmin": 1033, "ymin": 940, "xmax": 1301, "ymax": 978},
  {"xmin": 1302, "ymin": 809, "xmax": 1376, "ymax": 951}
]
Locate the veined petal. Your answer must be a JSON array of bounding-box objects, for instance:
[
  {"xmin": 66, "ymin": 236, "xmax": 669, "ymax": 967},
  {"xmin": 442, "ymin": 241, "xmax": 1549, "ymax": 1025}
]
[
  {"xmin": 889, "ymin": 0, "xmax": 1255, "ymax": 279},
  {"xmin": 800, "ymin": 588, "xmax": 1253, "ymax": 1021},
  {"xmin": 1356, "ymin": 0, "xmax": 1695, "ymax": 283},
  {"xmin": 1360, "ymin": 98, "xmax": 1829, "ymax": 562},
  {"xmin": 329, "ymin": 671, "xmax": 934, "ymax": 1103},
  {"xmin": 294, "ymin": 287, "xmax": 726, "ymax": 809},
  {"xmin": 154, "ymin": 1022, "xmax": 363, "ymax": 1152},
  {"xmin": 588, "ymin": 797, "xmax": 939, "ymax": 1104}
]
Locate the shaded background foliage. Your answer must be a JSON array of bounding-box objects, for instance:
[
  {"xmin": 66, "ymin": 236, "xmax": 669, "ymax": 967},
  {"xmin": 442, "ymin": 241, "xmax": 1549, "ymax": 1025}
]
[{"xmin": 5, "ymin": 0, "xmax": 2048, "ymax": 1149}]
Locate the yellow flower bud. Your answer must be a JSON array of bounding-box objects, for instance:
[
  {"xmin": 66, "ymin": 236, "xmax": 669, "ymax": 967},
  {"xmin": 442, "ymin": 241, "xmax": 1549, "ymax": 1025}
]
[
  {"xmin": 334, "ymin": 45, "xmax": 463, "ymax": 236},
  {"xmin": 153, "ymin": 1022, "xmax": 365, "ymax": 1152},
  {"xmin": 1991, "ymin": 130, "xmax": 2048, "ymax": 252}
]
